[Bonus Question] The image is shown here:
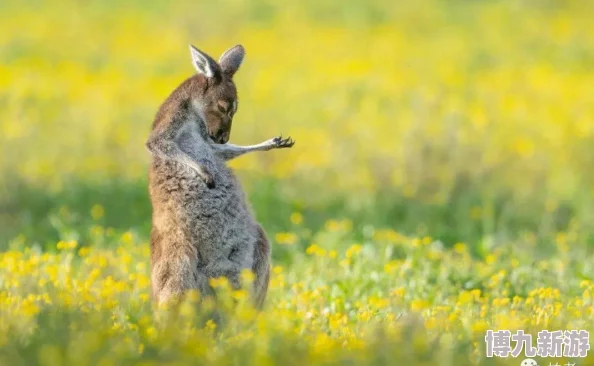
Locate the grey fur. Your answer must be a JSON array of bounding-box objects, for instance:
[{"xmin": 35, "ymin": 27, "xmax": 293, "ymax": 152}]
[
  {"xmin": 218, "ymin": 45, "xmax": 245, "ymax": 78},
  {"xmin": 147, "ymin": 94, "xmax": 294, "ymax": 309}
]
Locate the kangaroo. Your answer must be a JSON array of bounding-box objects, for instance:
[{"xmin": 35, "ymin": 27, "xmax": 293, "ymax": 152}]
[{"xmin": 146, "ymin": 44, "xmax": 294, "ymax": 310}]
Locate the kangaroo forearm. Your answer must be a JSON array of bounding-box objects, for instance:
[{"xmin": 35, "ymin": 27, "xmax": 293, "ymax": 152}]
[
  {"xmin": 149, "ymin": 140, "xmax": 182, "ymax": 165},
  {"xmin": 147, "ymin": 133, "xmax": 215, "ymax": 186},
  {"xmin": 211, "ymin": 141, "xmax": 273, "ymax": 161},
  {"xmin": 147, "ymin": 117, "xmax": 205, "ymax": 170},
  {"xmin": 147, "ymin": 133, "xmax": 193, "ymax": 167}
]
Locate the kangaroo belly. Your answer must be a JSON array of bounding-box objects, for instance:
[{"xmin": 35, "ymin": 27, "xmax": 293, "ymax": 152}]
[
  {"xmin": 192, "ymin": 191, "xmax": 258, "ymax": 271},
  {"xmin": 150, "ymin": 160, "xmax": 257, "ymax": 274}
]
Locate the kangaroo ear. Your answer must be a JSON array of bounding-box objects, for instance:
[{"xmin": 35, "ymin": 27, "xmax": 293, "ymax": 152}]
[
  {"xmin": 189, "ymin": 44, "xmax": 220, "ymax": 79},
  {"xmin": 218, "ymin": 45, "xmax": 245, "ymax": 78}
]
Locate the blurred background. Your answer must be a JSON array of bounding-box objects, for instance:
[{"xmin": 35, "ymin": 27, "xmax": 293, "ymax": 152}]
[{"xmin": 1, "ymin": 0, "xmax": 594, "ymax": 252}]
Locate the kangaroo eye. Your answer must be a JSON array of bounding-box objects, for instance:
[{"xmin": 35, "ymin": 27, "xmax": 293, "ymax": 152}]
[{"xmin": 217, "ymin": 104, "xmax": 226, "ymax": 113}]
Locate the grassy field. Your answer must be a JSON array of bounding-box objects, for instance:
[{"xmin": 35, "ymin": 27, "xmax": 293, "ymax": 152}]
[{"xmin": 1, "ymin": 0, "xmax": 594, "ymax": 364}]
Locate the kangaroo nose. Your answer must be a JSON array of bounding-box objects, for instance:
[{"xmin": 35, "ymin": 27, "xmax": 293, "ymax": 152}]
[{"xmin": 220, "ymin": 131, "xmax": 229, "ymax": 144}]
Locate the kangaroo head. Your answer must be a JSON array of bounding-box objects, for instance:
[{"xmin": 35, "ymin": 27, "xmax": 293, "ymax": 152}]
[{"xmin": 188, "ymin": 44, "xmax": 245, "ymax": 144}]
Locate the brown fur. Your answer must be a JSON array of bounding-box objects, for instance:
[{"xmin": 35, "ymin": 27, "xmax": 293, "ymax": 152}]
[
  {"xmin": 146, "ymin": 44, "xmax": 294, "ymax": 310},
  {"xmin": 151, "ymin": 72, "xmax": 237, "ymax": 145}
]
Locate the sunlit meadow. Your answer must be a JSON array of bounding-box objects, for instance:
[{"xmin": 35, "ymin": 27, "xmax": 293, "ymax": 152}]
[{"xmin": 1, "ymin": 0, "xmax": 594, "ymax": 364}]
